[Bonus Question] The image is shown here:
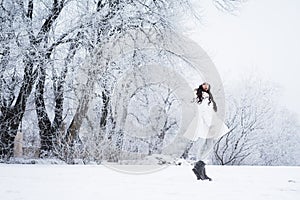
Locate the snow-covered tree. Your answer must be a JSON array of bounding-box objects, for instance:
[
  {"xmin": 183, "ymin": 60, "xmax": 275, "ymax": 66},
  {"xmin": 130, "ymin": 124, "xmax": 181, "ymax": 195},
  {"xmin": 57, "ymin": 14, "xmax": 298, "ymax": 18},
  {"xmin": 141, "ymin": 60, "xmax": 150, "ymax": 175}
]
[
  {"xmin": 212, "ymin": 74, "xmax": 300, "ymax": 166},
  {"xmin": 255, "ymin": 108, "xmax": 300, "ymax": 166},
  {"xmin": 0, "ymin": 0, "xmax": 246, "ymax": 162}
]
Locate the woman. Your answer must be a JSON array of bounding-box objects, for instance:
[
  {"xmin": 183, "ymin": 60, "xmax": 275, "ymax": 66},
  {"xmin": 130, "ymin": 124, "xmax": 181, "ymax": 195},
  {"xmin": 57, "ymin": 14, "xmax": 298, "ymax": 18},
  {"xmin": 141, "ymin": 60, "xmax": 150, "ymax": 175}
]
[{"xmin": 181, "ymin": 82, "xmax": 229, "ymax": 180}]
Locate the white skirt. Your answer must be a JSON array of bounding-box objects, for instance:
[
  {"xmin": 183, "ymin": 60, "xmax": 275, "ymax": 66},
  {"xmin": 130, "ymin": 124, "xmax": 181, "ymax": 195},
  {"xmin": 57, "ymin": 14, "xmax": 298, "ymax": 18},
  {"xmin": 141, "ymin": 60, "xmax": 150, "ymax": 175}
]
[{"xmin": 182, "ymin": 100, "xmax": 229, "ymax": 141}]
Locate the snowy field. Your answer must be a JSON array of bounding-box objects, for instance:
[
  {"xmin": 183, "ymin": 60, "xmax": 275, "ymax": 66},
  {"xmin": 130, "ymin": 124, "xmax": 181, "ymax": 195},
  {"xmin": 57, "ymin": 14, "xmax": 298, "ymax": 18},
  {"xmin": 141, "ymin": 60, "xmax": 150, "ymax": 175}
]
[{"xmin": 0, "ymin": 164, "xmax": 299, "ymax": 200}]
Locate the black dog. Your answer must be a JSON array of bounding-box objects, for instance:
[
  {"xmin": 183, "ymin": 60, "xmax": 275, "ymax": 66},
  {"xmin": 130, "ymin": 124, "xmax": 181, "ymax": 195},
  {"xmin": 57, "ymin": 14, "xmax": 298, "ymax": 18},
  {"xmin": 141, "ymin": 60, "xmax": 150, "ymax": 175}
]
[{"xmin": 192, "ymin": 160, "xmax": 212, "ymax": 181}]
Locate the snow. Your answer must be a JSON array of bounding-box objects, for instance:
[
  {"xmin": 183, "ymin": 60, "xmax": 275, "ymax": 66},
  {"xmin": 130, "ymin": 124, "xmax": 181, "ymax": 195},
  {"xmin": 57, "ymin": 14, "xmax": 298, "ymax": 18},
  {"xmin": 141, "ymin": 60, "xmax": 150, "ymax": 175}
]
[{"xmin": 0, "ymin": 164, "xmax": 299, "ymax": 200}]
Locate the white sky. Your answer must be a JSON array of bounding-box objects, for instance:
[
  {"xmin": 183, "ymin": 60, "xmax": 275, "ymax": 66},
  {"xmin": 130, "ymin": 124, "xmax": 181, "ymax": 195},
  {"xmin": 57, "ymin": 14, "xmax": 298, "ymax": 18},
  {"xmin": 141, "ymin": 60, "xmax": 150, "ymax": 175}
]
[{"xmin": 183, "ymin": 0, "xmax": 300, "ymax": 121}]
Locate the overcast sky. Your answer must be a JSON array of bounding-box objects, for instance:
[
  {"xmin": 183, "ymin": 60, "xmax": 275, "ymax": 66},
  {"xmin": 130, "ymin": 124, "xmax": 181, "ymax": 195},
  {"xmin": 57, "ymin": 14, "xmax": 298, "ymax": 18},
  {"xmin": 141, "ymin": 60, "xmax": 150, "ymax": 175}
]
[{"xmin": 184, "ymin": 0, "xmax": 300, "ymax": 121}]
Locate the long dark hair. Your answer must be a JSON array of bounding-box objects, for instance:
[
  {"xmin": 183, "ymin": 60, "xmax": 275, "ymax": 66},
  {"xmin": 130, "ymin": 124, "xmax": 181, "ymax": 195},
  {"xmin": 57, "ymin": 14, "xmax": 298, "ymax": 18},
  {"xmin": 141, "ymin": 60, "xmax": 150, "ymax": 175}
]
[{"xmin": 195, "ymin": 82, "xmax": 217, "ymax": 112}]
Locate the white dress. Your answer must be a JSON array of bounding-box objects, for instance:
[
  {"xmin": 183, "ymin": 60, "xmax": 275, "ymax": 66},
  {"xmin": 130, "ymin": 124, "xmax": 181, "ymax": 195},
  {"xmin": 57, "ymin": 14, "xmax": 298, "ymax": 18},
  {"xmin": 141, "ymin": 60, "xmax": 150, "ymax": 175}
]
[{"xmin": 183, "ymin": 91, "xmax": 229, "ymax": 141}]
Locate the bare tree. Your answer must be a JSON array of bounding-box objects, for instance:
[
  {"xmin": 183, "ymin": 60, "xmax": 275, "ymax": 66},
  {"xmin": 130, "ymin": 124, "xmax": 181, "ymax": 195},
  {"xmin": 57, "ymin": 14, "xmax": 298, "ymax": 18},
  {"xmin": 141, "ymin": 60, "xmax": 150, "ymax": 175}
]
[{"xmin": 212, "ymin": 76, "xmax": 277, "ymax": 165}]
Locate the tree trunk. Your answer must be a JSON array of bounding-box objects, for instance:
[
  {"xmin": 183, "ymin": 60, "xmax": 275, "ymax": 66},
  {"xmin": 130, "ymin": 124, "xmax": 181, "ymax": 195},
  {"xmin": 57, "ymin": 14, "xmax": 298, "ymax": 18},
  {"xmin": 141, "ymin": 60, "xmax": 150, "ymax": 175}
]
[
  {"xmin": 0, "ymin": 59, "xmax": 37, "ymax": 159},
  {"xmin": 35, "ymin": 65, "xmax": 53, "ymax": 156}
]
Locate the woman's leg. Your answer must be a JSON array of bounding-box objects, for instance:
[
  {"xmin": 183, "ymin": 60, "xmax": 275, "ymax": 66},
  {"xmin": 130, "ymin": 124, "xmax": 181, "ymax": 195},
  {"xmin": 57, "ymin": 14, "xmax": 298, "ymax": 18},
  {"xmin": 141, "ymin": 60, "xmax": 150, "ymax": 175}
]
[
  {"xmin": 180, "ymin": 140, "xmax": 194, "ymax": 159},
  {"xmin": 196, "ymin": 138, "xmax": 216, "ymax": 161},
  {"xmin": 192, "ymin": 138, "xmax": 216, "ymax": 181}
]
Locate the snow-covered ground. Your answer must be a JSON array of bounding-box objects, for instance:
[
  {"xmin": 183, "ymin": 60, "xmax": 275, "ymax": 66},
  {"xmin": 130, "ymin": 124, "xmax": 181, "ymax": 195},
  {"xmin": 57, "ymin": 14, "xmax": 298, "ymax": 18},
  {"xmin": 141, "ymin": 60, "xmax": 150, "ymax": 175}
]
[{"xmin": 0, "ymin": 164, "xmax": 299, "ymax": 200}]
